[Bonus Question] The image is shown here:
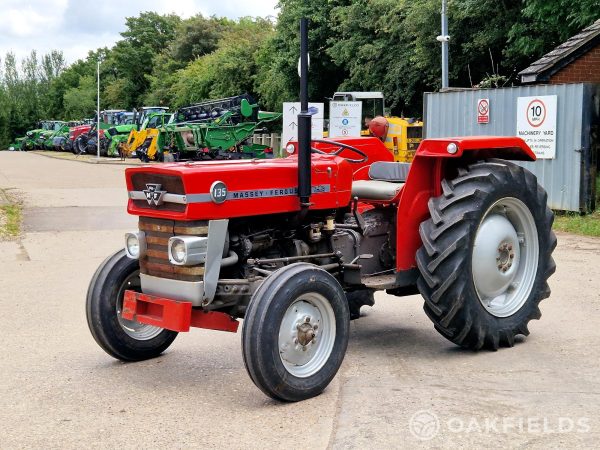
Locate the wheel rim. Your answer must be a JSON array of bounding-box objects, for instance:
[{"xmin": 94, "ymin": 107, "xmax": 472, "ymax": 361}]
[
  {"xmin": 472, "ymin": 197, "xmax": 539, "ymax": 317},
  {"xmin": 278, "ymin": 292, "xmax": 336, "ymax": 378},
  {"xmin": 115, "ymin": 270, "xmax": 163, "ymax": 340}
]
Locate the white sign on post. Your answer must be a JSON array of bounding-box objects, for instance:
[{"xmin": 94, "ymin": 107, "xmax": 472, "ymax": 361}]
[
  {"xmin": 282, "ymin": 102, "xmax": 324, "ymax": 149},
  {"xmin": 516, "ymin": 95, "xmax": 557, "ymax": 159},
  {"xmin": 329, "ymin": 101, "xmax": 362, "ymax": 137}
]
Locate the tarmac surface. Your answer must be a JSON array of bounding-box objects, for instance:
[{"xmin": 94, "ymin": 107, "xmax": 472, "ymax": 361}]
[{"xmin": 1, "ymin": 151, "xmax": 599, "ymax": 449}]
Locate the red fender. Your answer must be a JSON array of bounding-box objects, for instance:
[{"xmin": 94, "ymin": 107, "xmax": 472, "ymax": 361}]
[{"xmin": 395, "ymin": 136, "xmax": 535, "ymax": 271}]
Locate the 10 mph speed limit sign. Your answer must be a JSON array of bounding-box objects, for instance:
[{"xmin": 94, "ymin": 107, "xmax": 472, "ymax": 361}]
[{"xmin": 516, "ymin": 95, "xmax": 557, "ymax": 159}]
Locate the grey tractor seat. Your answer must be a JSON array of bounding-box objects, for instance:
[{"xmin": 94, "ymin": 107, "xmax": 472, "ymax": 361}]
[{"xmin": 351, "ymin": 161, "xmax": 410, "ymax": 201}]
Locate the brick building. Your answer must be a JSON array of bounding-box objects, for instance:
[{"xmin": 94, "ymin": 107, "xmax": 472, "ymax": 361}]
[{"xmin": 519, "ymin": 19, "xmax": 600, "ymax": 84}]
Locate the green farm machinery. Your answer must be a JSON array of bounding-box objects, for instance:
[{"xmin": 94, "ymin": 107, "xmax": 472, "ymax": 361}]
[{"xmin": 135, "ymin": 94, "xmax": 281, "ymax": 162}]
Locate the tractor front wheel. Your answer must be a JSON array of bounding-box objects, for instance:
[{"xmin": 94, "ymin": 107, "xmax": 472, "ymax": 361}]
[
  {"xmin": 242, "ymin": 263, "xmax": 350, "ymax": 401},
  {"xmin": 86, "ymin": 250, "xmax": 178, "ymax": 361},
  {"xmin": 417, "ymin": 159, "xmax": 556, "ymax": 350}
]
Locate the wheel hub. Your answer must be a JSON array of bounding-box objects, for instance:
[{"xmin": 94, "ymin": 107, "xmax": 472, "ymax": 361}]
[
  {"xmin": 296, "ymin": 319, "xmax": 317, "ymax": 346},
  {"xmin": 496, "ymin": 242, "xmax": 515, "ymax": 272},
  {"xmin": 471, "ymin": 198, "xmax": 539, "ymax": 317},
  {"xmin": 278, "ymin": 294, "xmax": 336, "ymax": 378}
]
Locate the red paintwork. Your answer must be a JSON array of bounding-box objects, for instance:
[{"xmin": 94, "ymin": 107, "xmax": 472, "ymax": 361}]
[
  {"xmin": 122, "ymin": 290, "xmax": 239, "ymax": 333},
  {"xmin": 394, "ymin": 136, "xmax": 535, "ymax": 270},
  {"xmin": 125, "ymin": 135, "xmax": 535, "ymax": 272},
  {"xmin": 126, "ymin": 154, "xmax": 354, "ymax": 220}
]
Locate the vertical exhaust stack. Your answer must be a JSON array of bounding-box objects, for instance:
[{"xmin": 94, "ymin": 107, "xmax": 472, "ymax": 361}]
[{"xmin": 297, "ymin": 18, "xmax": 312, "ymax": 207}]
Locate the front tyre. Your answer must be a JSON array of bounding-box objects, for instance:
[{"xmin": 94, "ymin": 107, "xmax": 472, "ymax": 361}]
[
  {"xmin": 86, "ymin": 249, "xmax": 178, "ymax": 361},
  {"xmin": 242, "ymin": 263, "xmax": 350, "ymax": 401},
  {"xmin": 416, "ymin": 159, "xmax": 556, "ymax": 350}
]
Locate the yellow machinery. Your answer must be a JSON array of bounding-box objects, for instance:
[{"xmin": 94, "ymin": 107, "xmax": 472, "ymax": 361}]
[
  {"xmin": 331, "ymin": 91, "xmax": 423, "ymax": 163},
  {"xmin": 120, "ymin": 111, "xmax": 171, "ymax": 159}
]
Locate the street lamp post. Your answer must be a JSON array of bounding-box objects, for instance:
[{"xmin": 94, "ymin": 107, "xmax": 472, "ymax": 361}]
[
  {"xmin": 436, "ymin": 0, "xmax": 450, "ymax": 89},
  {"xmin": 96, "ymin": 58, "xmax": 101, "ymax": 159}
]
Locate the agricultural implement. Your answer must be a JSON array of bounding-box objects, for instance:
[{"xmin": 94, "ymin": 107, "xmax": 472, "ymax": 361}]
[
  {"xmin": 135, "ymin": 96, "xmax": 281, "ymax": 162},
  {"xmin": 87, "ymin": 19, "xmax": 556, "ymax": 402}
]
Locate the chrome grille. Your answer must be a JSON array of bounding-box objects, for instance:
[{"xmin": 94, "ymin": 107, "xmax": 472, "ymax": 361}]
[{"xmin": 139, "ymin": 217, "xmax": 208, "ymax": 282}]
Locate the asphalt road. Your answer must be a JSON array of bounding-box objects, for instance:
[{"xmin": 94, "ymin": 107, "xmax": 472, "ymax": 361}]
[{"xmin": 1, "ymin": 151, "xmax": 599, "ymax": 449}]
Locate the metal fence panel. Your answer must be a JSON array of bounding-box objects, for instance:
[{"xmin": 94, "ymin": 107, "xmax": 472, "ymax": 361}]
[{"xmin": 424, "ymin": 83, "xmax": 592, "ymax": 212}]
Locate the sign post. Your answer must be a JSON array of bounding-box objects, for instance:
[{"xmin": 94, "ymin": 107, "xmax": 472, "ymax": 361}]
[
  {"xmin": 329, "ymin": 101, "xmax": 362, "ymax": 137},
  {"xmin": 516, "ymin": 95, "xmax": 557, "ymax": 159}
]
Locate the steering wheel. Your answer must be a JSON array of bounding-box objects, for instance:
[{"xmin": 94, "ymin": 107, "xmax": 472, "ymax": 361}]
[{"xmin": 310, "ymin": 139, "xmax": 368, "ymax": 164}]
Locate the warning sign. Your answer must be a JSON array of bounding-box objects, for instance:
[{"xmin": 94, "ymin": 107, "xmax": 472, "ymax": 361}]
[
  {"xmin": 477, "ymin": 98, "xmax": 489, "ymax": 124},
  {"xmin": 516, "ymin": 95, "xmax": 557, "ymax": 159},
  {"xmin": 329, "ymin": 101, "xmax": 362, "ymax": 137}
]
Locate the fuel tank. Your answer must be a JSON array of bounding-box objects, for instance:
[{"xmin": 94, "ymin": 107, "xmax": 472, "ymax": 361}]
[{"xmin": 125, "ymin": 154, "xmax": 354, "ymax": 220}]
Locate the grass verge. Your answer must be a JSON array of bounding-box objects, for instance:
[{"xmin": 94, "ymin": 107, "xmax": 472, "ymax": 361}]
[
  {"xmin": 0, "ymin": 190, "xmax": 22, "ymax": 239},
  {"xmin": 553, "ymin": 175, "xmax": 600, "ymax": 237}
]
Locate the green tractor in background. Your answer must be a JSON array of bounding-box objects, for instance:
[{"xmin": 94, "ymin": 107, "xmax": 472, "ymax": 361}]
[
  {"xmin": 136, "ymin": 94, "xmax": 281, "ymax": 162},
  {"xmin": 84, "ymin": 108, "xmax": 169, "ymax": 157},
  {"xmin": 17, "ymin": 121, "xmax": 64, "ymax": 150}
]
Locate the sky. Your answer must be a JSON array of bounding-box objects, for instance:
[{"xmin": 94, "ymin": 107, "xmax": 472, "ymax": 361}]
[{"xmin": 0, "ymin": 0, "xmax": 279, "ymax": 64}]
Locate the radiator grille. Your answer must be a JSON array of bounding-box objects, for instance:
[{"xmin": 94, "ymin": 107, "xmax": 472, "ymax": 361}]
[
  {"xmin": 131, "ymin": 173, "xmax": 186, "ymax": 212},
  {"xmin": 139, "ymin": 217, "xmax": 208, "ymax": 282}
]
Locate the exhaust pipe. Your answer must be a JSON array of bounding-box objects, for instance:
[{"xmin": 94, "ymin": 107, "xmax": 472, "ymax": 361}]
[{"xmin": 297, "ymin": 17, "xmax": 311, "ymax": 208}]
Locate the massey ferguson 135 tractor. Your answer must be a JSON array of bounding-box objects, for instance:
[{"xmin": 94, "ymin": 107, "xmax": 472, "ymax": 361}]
[{"xmin": 87, "ymin": 19, "xmax": 556, "ymax": 402}]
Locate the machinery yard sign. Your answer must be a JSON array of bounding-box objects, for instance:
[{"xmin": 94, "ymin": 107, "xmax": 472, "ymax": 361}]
[
  {"xmin": 516, "ymin": 95, "xmax": 557, "ymax": 159},
  {"xmin": 282, "ymin": 102, "xmax": 324, "ymax": 149},
  {"xmin": 329, "ymin": 101, "xmax": 362, "ymax": 137},
  {"xmin": 477, "ymin": 98, "xmax": 490, "ymax": 124}
]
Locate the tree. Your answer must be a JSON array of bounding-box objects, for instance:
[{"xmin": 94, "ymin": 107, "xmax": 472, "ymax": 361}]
[
  {"xmin": 506, "ymin": 0, "xmax": 600, "ymax": 67},
  {"xmin": 255, "ymin": 0, "xmax": 351, "ymax": 111},
  {"xmin": 171, "ymin": 18, "xmax": 274, "ymax": 106},
  {"xmin": 109, "ymin": 12, "xmax": 181, "ymax": 108},
  {"xmin": 63, "ymin": 75, "xmax": 96, "ymax": 118},
  {"xmin": 144, "ymin": 15, "xmax": 233, "ymax": 107}
]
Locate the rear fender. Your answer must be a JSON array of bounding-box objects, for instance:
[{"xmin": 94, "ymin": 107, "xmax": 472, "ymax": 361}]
[{"xmin": 395, "ymin": 136, "xmax": 535, "ymax": 271}]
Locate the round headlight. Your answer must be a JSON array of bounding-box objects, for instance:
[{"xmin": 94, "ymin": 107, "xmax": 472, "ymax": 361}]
[
  {"xmin": 170, "ymin": 239, "xmax": 186, "ymax": 263},
  {"xmin": 126, "ymin": 234, "xmax": 140, "ymax": 258},
  {"xmin": 285, "ymin": 143, "xmax": 295, "ymax": 155}
]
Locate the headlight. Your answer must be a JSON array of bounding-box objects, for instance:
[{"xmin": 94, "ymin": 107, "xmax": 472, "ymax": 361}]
[
  {"xmin": 168, "ymin": 236, "xmax": 208, "ymax": 266},
  {"xmin": 124, "ymin": 231, "xmax": 146, "ymax": 259},
  {"xmin": 170, "ymin": 239, "xmax": 186, "ymax": 263}
]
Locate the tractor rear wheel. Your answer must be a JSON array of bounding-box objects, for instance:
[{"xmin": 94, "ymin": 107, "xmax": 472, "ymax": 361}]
[
  {"xmin": 86, "ymin": 249, "xmax": 178, "ymax": 361},
  {"xmin": 416, "ymin": 159, "xmax": 556, "ymax": 350},
  {"xmin": 242, "ymin": 263, "xmax": 350, "ymax": 401}
]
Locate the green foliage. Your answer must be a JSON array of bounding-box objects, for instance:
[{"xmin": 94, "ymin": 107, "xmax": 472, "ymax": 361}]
[
  {"xmin": 255, "ymin": 0, "xmax": 350, "ymax": 111},
  {"xmin": 63, "ymin": 75, "xmax": 96, "ymax": 118},
  {"xmin": 171, "ymin": 18, "xmax": 274, "ymax": 107}
]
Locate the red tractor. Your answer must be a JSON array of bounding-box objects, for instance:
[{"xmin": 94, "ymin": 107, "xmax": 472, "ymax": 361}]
[{"xmin": 86, "ymin": 20, "xmax": 556, "ymax": 402}]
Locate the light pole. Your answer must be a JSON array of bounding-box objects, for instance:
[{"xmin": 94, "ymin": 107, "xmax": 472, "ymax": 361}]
[
  {"xmin": 96, "ymin": 57, "xmax": 102, "ymax": 159},
  {"xmin": 436, "ymin": 0, "xmax": 450, "ymax": 89}
]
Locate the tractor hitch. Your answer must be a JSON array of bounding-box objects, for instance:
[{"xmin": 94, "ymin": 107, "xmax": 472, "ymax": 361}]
[{"xmin": 121, "ymin": 290, "xmax": 239, "ymax": 333}]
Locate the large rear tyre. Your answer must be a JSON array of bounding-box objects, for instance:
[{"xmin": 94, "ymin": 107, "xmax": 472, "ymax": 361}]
[
  {"xmin": 86, "ymin": 249, "xmax": 178, "ymax": 361},
  {"xmin": 242, "ymin": 263, "xmax": 350, "ymax": 402},
  {"xmin": 416, "ymin": 159, "xmax": 556, "ymax": 350}
]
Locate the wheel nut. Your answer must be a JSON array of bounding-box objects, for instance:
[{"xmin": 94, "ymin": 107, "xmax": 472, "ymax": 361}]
[
  {"xmin": 497, "ymin": 264, "xmax": 502, "ymax": 269},
  {"xmin": 304, "ymin": 316, "xmax": 311, "ymax": 323},
  {"xmin": 508, "ymin": 244, "xmax": 513, "ymax": 250},
  {"xmin": 510, "ymin": 254, "xmax": 514, "ymax": 259},
  {"xmin": 313, "ymin": 324, "xmax": 318, "ymax": 330}
]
